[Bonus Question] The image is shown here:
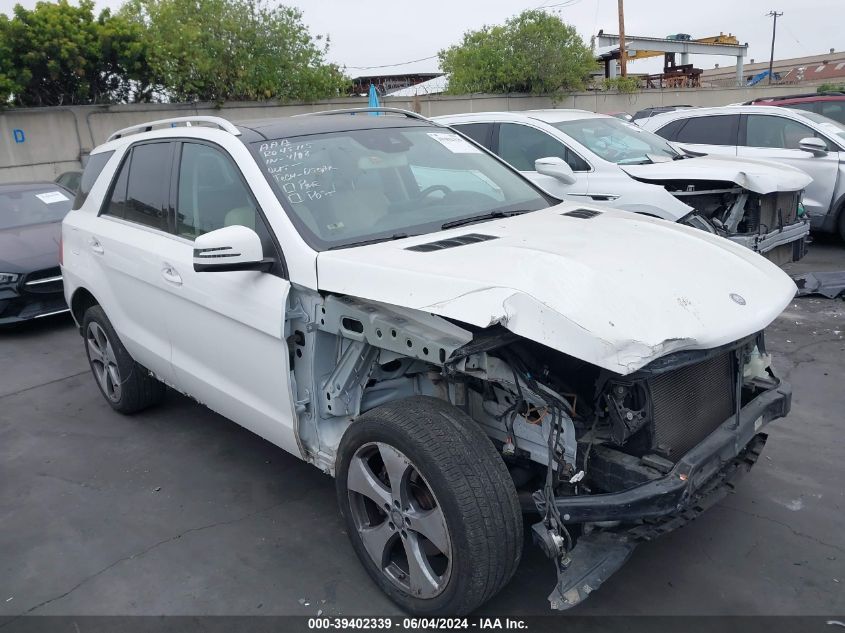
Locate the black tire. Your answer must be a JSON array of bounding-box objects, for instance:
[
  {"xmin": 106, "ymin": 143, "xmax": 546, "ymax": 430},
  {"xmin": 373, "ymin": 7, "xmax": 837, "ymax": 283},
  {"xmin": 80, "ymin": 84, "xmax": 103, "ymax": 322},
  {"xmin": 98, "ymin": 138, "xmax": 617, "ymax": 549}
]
[
  {"xmin": 838, "ymin": 207, "xmax": 845, "ymax": 243},
  {"xmin": 335, "ymin": 396, "xmax": 522, "ymax": 615},
  {"xmin": 82, "ymin": 305, "xmax": 165, "ymax": 414}
]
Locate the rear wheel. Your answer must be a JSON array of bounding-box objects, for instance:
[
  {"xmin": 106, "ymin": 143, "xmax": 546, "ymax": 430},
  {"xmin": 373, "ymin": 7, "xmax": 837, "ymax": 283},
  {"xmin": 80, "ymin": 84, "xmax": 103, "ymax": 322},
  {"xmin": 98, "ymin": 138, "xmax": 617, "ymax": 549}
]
[
  {"xmin": 82, "ymin": 305, "xmax": 165, "ymax": 414},
  {"xmin": 335, "ymin": 396, "xmax": 522, "ymax": 615}
]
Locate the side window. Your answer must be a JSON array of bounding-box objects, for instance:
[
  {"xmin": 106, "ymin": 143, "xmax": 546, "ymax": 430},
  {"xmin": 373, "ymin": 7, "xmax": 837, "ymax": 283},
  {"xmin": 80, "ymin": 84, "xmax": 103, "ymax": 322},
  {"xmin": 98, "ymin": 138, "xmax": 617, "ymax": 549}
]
[
  {"xmin": 497, "ymin": 123, "xmax": 589, "ymax": 172},
  {"xmin": 104, "ymin": 153, "xmax": 130, "ymax": 219},
  {"xmin": 652, "ymin": 118, "xmax": 685, "ymax": 141},
  {"xmin": 452, "ymin": 123, "xmax": 493, "ymax": 149},
  {"xmin": 743, "ymin": 115, "xmax": 826, "ymax": 150},
  {"xmin": 819, "ymin": 101, "xmax": 845, "ymax": 125},
  {"xmin": 123, "ymin": 143, "xmax": 172, "ymax": 230},
  {"xmin": 72, "ymin": 150, "xmax": 113, "ymax": 210},
  {"xmin": 176, "ymin": 142, "xmax": 275, "ymax": 256},
  {"xmin": 675, "ymin": 115, "xmax": 738, "ymax": 145},
  {"xmin": 786, "ymin": 102, "xmax": 818, "ymax": 115}
]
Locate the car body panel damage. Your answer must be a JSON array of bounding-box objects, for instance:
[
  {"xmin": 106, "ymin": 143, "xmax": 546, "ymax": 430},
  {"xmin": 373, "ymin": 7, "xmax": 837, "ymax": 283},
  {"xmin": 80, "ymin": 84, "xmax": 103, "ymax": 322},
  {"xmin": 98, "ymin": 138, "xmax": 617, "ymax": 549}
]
[
  {"xmin": 622, "ymin": 156, "xmax": 812, "ymax": 263},
  {"xmin": 619, "ymin": 153, "xmax": 813, "ymax": 196},
  {"xmin": 317, "ymin": 203, "xmax": 798, "ymax": 376}
]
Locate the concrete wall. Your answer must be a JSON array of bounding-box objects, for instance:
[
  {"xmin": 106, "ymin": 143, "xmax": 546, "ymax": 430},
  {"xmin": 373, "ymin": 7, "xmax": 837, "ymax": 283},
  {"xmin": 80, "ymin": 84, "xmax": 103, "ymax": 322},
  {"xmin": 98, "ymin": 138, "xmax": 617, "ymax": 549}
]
[{"xmin": 0, "ymin": 82, "xmax": 828, "ymax": 183}]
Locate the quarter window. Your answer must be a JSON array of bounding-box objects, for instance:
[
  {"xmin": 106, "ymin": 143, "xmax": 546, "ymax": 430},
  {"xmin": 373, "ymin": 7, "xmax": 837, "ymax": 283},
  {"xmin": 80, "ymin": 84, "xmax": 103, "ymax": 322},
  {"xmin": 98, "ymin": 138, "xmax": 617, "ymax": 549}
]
[
  {"xmin": 74, "ymin": 151, "xmax": 114, "ymax": 210},
  {"xmin": 497, "ymin": 123, "xmax": 589, "ymax": 172},
  {"xmin": 651, "ymin": 118, "xmax": 685, "ymax": 141},
  {"xmin": 104, "ymin": 154, "xmax": 130, "ymax": 219},
  {"xmin": 674, "ymin": 115, "xmax": 738, "ymax": 145},
  {"xmin": 743, "ymin": 115, "xmax": 828, "ymax": 150}
]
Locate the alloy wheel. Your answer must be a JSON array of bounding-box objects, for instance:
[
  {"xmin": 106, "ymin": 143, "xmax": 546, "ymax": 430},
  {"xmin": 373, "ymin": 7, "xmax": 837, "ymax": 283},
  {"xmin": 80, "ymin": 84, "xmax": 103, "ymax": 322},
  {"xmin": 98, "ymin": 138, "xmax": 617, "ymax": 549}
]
[
  {"xmin": 346, "ymin": 442, "xmax": 452, "ymax": 599},
  {"xmin": 86, "ymin": 321, "xmax": 122, "ymax": 403}
]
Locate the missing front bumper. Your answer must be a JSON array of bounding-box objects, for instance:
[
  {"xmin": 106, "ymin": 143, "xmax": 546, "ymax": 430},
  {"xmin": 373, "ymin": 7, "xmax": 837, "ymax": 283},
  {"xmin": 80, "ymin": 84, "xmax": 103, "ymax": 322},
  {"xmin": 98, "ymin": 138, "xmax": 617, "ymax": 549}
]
[
  {"xmin": 727, "ymin": 220, "xmax": 810, "ymax": 262},
  {"xmin": 537, "ymin": 381, "xmax": 789, "ymax": 610}
]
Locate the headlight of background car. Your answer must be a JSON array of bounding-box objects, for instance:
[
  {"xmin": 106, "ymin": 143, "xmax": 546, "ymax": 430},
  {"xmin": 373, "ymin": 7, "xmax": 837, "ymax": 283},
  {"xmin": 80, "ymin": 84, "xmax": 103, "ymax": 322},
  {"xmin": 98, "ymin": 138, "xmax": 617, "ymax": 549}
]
[{"xmin": 0, "ymin": 273, "xmax": 21, "ymax": 288}]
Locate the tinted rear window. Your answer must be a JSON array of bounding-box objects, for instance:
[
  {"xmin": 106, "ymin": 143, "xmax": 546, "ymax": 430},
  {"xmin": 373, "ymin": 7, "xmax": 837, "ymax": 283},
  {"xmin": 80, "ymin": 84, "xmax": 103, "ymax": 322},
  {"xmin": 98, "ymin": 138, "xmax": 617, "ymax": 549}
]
[
  {"xmin": 675, "ymin": 115, "xmax": 738, "ymax": 145},
  {"xmin": 124, "ymin": 143, "xmax": 171, "ymax": 230},
  {"xmin": 73, "ymin": 151, "xmax": 114, "ymax": 210},
  {"xmin": 452, "ymin": 123, "xmax": 493, "ymax": 148}
]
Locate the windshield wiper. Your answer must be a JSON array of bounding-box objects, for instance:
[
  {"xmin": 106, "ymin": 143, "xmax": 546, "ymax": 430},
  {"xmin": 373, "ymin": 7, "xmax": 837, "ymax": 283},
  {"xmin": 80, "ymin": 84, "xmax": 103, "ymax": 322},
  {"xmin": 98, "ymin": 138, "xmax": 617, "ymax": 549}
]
[
  {"xmin": 329, "ymin": 232, "xmax": 411, "ymax": 250},
  {"xmin": 441, "ymin": 209, "xmax": 530, "ymax": 230}
]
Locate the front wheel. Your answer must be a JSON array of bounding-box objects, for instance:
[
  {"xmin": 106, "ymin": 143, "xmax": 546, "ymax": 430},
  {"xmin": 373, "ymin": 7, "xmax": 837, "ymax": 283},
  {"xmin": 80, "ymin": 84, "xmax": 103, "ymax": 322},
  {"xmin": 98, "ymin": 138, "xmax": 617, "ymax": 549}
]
[{"xmin": 335, "ymin": 396, "xmax": 522, "ymax": 615}]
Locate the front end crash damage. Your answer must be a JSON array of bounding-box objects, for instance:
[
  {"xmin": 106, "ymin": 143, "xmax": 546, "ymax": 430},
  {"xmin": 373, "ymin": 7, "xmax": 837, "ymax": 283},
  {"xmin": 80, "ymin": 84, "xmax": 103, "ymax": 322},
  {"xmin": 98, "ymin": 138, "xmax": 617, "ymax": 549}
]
[
  {"xmin": 621, "ymin": 158, "xmax": 813, "ymax": 265},
  {"xmin": 286, "ymin": 287, "xmax": 791, "ymax": 611},
  {"xmin": 671, "ymin": 183, "xmax": 809, "ymax": 265}
]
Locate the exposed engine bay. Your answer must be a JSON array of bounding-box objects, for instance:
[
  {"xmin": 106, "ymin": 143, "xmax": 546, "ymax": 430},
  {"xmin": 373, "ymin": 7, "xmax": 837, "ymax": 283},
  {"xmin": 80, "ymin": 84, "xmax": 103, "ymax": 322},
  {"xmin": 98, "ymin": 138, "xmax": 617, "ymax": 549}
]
[
  {"xmin": 653, "ymin": 179, "xmax": 807, "ymax": 265},
  {"xmin": 286, "ymin": 288, "xmax": 788, "ymax": 610}
]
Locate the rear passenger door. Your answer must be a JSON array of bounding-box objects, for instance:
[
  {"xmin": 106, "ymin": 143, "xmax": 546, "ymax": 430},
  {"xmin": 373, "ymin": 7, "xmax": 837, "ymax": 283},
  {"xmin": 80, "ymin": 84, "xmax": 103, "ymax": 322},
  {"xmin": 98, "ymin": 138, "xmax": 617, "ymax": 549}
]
[
  {"xmin": 156, "ymin": 140, "xmax": 298, "ymax": 455},
  {"xmin": 91, "ymin": 140, "xmax": 178, "ymax": 384}
]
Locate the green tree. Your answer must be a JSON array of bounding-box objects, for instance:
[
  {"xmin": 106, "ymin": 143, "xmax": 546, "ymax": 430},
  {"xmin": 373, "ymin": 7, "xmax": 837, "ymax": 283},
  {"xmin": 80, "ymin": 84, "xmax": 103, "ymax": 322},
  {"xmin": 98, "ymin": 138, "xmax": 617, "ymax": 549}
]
[
  {"xmin": 0, "ymin": 0, "xmax": 153, "ymax": 106},
  {"xmin": 122, "ymin": 0, "xmax": 348, "ymax": 103},
  {"xmin": 439, "ymin": 10, "xmax": 596, "ymax": 95}
]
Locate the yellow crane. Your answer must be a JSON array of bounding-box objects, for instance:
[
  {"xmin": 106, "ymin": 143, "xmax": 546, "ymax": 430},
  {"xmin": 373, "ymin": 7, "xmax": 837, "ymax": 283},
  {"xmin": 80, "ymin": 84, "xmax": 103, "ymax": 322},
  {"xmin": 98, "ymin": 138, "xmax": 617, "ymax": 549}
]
[{"xmin": 627, "ymin": 33, "xmax": 740, "ymax": 61}]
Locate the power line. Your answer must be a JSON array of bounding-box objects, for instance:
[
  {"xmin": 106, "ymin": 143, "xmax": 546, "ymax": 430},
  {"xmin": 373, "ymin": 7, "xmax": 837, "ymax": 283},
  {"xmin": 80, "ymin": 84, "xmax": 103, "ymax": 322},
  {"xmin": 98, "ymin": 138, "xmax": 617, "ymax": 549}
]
[
  {"xmin": 782, "ymin": 23, "xmax": 810, "ymax": 55},
  {"xmin": 346, "ymin": 0, "xmax": 581, "ymax": 71},
  {"xmin": 345, "ymin": 55, "xmax": 439, "ymax": 71}
]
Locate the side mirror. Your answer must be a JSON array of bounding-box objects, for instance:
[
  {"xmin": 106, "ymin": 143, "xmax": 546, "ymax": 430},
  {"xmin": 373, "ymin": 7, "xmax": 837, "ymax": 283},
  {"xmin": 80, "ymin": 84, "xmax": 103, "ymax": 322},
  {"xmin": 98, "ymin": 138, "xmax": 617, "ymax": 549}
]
[
  {"xmin": 798, "ymin": 137, "xmax": 827, "ymax": 156},
  {"xmin": 193, "ymin": 225, "xmax": 273, "ymax": 273},
  {"xmin": 534, "ymin": 156, "xmax": 577, "ymax": 185}
]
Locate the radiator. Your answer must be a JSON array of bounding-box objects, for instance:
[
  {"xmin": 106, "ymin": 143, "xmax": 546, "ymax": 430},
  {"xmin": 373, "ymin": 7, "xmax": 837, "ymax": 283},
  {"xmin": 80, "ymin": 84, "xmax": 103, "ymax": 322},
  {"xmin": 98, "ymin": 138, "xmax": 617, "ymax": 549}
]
[{"xmin": 648, "ymin": 352, "xmax": 736, "ymax": 462}]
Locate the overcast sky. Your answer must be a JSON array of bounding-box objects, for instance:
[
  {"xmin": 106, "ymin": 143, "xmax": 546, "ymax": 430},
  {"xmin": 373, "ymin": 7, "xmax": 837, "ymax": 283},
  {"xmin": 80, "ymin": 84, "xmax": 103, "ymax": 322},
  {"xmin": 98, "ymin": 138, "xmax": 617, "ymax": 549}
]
[{"xmin": 1, "ymin": 0, "xmax": 842, "ymax": 76}]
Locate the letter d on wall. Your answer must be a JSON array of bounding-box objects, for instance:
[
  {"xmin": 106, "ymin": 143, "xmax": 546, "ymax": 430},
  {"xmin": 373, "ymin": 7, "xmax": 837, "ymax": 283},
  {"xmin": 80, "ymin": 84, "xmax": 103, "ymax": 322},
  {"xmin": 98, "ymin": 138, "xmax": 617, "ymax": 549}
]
[{"xmin": 13, "ymin": 129, "xmax": 25, "ymax": 143}]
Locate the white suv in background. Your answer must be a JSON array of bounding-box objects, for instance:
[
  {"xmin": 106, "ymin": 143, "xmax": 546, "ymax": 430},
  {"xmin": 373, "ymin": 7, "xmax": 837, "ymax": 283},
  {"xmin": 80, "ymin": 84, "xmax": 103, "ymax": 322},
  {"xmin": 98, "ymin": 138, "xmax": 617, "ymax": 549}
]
[
  {"xmin": 436, "ymin": 110, "xmax": 813, "ymax": 264},
  {"xmin": 62, "ymin": 110, "xmax": 796, "ymax": 615},
  {"xmin": 640, "ymin": 105, "xmax": 845, "ymax": 240}
]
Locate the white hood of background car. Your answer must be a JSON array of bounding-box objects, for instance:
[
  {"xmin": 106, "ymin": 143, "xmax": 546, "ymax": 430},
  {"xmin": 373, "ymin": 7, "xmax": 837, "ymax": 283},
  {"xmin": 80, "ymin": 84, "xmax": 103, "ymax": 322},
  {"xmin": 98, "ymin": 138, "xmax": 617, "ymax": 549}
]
[
  {"xmin": 620, "ymin": 154, "xmax": 813, "ymax": 194},
  {"xmin": 317, "ymin": 204, "xmax": 797, "ymax": 375}
]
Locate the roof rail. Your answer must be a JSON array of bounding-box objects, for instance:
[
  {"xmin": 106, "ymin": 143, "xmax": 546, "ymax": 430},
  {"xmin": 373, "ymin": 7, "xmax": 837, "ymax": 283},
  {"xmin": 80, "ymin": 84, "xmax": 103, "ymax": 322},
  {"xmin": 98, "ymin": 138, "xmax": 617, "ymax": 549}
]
[
  {"xmin": 107, "ymin": 116, "xmax": 241, "ymax": 142},
  {"xmin": 296, "ymin": 107, "xmax": 429, "ymax": 121},
  {"xmin": 748, "ymin": 91, "xmax": 845, "ymax": 104}
]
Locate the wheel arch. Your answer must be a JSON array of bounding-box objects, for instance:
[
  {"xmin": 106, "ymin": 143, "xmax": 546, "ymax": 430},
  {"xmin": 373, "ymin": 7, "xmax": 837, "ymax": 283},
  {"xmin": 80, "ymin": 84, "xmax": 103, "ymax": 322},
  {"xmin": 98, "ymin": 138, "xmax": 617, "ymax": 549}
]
[{"xmin": 70, "ymin": 287, "xmax": 100, "ymax": 330}]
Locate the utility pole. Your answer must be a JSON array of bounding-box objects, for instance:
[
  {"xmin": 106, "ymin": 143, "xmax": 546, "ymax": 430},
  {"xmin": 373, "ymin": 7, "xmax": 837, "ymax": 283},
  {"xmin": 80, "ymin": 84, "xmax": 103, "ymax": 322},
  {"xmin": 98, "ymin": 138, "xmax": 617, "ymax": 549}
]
[
  {"xmin": 618, "ymin": 0, "xmax": 627, "ymax": 77},
  {"xmin": 766, "ymin": 10, "xmax": 783, "ymax": 85}
]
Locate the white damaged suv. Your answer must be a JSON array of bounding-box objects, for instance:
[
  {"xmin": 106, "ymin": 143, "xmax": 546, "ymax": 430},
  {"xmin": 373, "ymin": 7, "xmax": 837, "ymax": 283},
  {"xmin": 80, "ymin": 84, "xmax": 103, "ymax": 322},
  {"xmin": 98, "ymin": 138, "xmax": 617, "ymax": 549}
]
[{"xmin": 62, "ymin": 109, "xmax": 796, "ymax": 615}]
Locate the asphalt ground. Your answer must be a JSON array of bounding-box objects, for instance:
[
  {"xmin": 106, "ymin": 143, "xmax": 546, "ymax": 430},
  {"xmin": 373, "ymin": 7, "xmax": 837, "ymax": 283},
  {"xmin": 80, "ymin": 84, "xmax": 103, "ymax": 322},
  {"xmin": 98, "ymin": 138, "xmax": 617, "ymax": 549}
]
[{"xmin": 1, "ymin": 240, "xmax": 843, "ymax": 621}]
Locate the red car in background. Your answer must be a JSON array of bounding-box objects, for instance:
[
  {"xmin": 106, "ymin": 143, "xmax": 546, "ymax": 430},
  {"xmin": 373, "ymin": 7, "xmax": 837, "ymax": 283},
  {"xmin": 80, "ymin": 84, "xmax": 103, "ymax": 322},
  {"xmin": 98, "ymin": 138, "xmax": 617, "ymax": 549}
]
[{"xmin": 745, "ymin": 92, "xmax": 845, "ymax": 125}]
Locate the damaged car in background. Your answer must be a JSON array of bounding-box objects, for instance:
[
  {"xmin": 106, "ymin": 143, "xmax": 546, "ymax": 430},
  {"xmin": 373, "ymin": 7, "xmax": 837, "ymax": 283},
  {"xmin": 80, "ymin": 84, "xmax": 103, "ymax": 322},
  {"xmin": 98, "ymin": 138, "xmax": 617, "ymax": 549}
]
[
  {"xmin": 62, "ymin": 109, "xmax": 797, "ymax": 615},
  {"xmin": 436, "ymin": 110, "xmax": 812, "ymax": 265}
]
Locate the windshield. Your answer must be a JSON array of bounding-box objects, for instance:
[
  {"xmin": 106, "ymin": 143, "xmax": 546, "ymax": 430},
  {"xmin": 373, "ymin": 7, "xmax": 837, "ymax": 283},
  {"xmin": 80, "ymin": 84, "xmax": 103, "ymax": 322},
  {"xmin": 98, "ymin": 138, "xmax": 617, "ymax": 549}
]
[
  {"xmin": 794, "ymin": 110, "xmax": 845, "ymax": 145},
  {"xmin": 253, "ymin": 126, "xmax": 550, "ymax": 249},
  {"xmin": 552, "ymin": 117, "xmax": 680, "ymax": 164},
  {"xmin": 0, "ymin": 188, "xmax": 73, "ymax": 230}
]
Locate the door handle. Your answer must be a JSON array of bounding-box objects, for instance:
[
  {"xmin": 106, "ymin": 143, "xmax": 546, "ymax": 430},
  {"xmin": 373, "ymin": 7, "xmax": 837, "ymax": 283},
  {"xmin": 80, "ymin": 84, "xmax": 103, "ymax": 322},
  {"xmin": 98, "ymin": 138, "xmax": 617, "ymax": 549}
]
[
  {"xmin": 161, "ymin": 263, "xmax": 183, "ymax": 286},
  {"xmin": 90, "ymin": 237, "xmax": 104, "ymax": 255}
]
